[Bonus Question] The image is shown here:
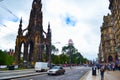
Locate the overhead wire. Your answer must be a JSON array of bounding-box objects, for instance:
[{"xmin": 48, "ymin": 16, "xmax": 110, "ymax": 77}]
[
  {"xmin": 0, "ymin": 0, "xmax": 26, "ymax": 50},
  {"xmin": 0, "ymin": 2, "xmax": 19, "ymax": 41},
  {"xmin": 0, "ymin": 23, "xmax": 7, "ymax": 27},
  {"xmin": 0, "ymin": 4, "xmax": 20, "ymax": 32},
  {"xmin": 0, "ymin": 5, "xmax": 19, "ymax": 19}
]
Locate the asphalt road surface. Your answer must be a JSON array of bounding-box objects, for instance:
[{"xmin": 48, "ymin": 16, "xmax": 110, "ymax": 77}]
[{"xmin": 11, "ymin": 66, "xmax": 90, "ymax": 80}]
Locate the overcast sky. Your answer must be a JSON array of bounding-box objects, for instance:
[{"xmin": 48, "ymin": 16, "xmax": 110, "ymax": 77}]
[{"xmin": 0, "ymin": 0, "xmax": 110, "ymax": 60}]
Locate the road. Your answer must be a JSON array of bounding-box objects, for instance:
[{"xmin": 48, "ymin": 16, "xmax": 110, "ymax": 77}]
[{"xmin": 9, "ymin": 66, "xmax": 90, "ymax": 80}]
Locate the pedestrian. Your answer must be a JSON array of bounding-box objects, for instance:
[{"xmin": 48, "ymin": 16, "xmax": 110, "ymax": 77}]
[
  {"xmin": 100, "ymin": 65, "xmax": 105, "ymax": 80},
  {"xmin": 112, "ymin": 64, "xmax": 115, "ymax": 71},
  {"xmin": 118, "ymin": 64, "xmax": 120, "ymax": 72},
  {"xmin": 96, "ymin": 64, "xmax": 100, "ymax": 73}
]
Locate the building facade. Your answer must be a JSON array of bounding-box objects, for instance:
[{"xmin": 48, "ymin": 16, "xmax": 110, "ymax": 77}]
[
  {"xmin": 109, "ymin": 0, "xmax": 120, "ymax": 61},
  {"xmin": 14, "ymin": 0, "xmax": 51, "ymax": 67},
  {"xmin": 98, "ymin": 0, "xmax": 120, "ymax": 63},
  {"xmin": 98, "ymin": 41, "xmax": 104, "ymax": 63},
  {"xmin": 100, "ymin": 14, "xmax": 117, "ymax": 63}
]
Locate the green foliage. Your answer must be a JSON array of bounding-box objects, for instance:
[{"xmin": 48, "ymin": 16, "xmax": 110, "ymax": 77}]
[
  {"xmin": 0, "ymin": 50, "xmax": 5, "ymax": 64},
  {"xmin": 62, "ymin": 46, "xmax": 69, "ymax": 53},
  {"xmin": 0, "ymin": 50, "xmax": 14, "ymax": 65},
  {"xmin": 51, "ymin": 53, "xmax": 69, "ymax": 65},
  {"xmin": 51, "ymin": 45, "xmax": 59, "ymax": 54},
  {"xmin": 51, "ymin": 44, "xmax": 88, "ymax": 65},
  {"xmin": 51, "ymin": 54, "xmax": 60, "ymax": 64},
  {"xmin": 59, "ymin": 53, "xmax": 69, "ymax": 64},
  {"xmin": 61, "ymin": 45, "xmax": 88, "ymax": 64}
]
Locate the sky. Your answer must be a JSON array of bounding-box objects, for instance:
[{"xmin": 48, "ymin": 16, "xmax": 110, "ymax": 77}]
[{"xmin": 0, "ymin": 0, "xmax": 110, "ymax": 60}]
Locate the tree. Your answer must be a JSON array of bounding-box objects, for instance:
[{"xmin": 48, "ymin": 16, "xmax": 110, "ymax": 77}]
[
  {"xmin": 62, "ymin": 46, "xmax": 69, "ymax": 53},
  {"xmin": 0, "ymin": 50, "xmax": 6, "ymax": 65},
  {"xmin": 62, "ymin": 45, "xmax": 88, "ymax": 65},
  {"xmin": 51, "ymin": 54, "xmax": 59, "ymax": 64},
  {"xmin": 51, "ymin": 45, "xmax": 59, "ymax": 54},
  {"xmin": 51, "ymin": 44, "xmax": 88, "ymax": 65},
  {"xmin": 59, "ymin": 53, "xmax": 69, "ymax": 64},
  {"xmin": 0, "ymin": 50, "xmax": 14, "ymax": 65}
]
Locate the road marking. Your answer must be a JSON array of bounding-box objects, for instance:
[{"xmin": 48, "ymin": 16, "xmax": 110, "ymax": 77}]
[
  {"xmin": 81, "ymin": 71, "xmax": 83, "ymax": 73},
  {"xmin": 79, "ymin": 71, "xmax": 90, "ymax": 80}
]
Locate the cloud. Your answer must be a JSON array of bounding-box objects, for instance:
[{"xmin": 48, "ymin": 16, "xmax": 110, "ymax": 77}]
[
  {"xmin": 0, "ymin": 0, "xmax": 110, "ymax": 60},
  {"xmin": 41, "ymin": 0, "xmax": 110, "ymax": 60},
  {"xmin": 0, "ymin": 20, "xmax": 19, "ymax": 50}
]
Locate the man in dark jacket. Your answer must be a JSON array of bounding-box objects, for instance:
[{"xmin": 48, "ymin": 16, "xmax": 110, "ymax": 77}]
[{"xmin": 100, "ymin": 65, "xmax": 105, "ymax": 80}]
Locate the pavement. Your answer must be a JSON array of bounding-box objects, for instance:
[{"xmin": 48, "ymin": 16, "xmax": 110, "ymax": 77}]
[
  {"xmin": 80, "ymin": 70, "xmax": 120, "ymax": 80},
  {"xmin": 0, "ymin": 69, "xmax": 47, "ymax": 80},
  {"xmin": 0, "ymin": 72, "xmax": 47, "ymax": 80}
]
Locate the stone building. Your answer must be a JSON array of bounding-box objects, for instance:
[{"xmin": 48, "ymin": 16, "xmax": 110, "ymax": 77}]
[
  {"xmin": 14, "ymin": 0, "xmax": 51, "ymax": 67},
  {"xmin": 98, "ymin": 41, "xmax": 104, "ymax": 63},
  {"xmin": 9, "ymin": 49, "xmax": 14, "ymax": 56},
  {"xmin": 98, "ymin": 0, "xmax": 120, "ymax": 63},
  {"xmin": 109, "ymin": 0, "xmax": 120, "ymax": 61},
  {"xmin": 100, "ymin": 14, "xmax": 117, "ymax": 63}
]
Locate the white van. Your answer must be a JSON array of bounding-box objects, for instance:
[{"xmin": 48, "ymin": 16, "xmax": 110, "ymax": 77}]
[{"xmin": 35, "ymin": 62, "xmax": 49, "ymax": 72}]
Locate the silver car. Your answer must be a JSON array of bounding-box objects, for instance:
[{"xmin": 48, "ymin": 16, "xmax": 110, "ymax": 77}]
[{"xmin": 47, "ymin": 66, "xmax": 65, "ymax": 75}]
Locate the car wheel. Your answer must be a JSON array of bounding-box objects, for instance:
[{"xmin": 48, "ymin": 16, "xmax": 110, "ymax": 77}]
[{"xmin": 48, "ymin": 73, "xmax": 50, "ymax": 75}]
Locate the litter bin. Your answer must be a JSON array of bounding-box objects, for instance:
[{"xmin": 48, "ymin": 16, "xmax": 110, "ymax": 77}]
[
  {"xmin": 8, "ymin": 65, "xmax": 14, "ymax": 70},
  {"xmin": 92, "ymin": 66, "xmax": 96, "ymax": 76}
]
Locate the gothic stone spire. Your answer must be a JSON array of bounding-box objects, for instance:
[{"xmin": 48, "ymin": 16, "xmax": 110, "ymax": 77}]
[
  {"xmin": 28, "ymin": 0, "xmax": 43, "ymax": 35},
  {"xmin": 18, "ymin": 17, "xmax": 22, "ymax": 36}
]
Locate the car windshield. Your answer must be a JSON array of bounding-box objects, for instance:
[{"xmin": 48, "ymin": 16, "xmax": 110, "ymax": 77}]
[{"xmin": 52, "ymin": 66, "xmax": 60, "ymax": 69}]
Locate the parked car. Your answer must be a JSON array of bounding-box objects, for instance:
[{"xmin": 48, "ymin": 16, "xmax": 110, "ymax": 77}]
[
  {"xmin": 35, "ymin": 62, "xmax": 49, "ymax": 72},
  {"xmin": 47, "ymin": 66, "xmax": 65, "ymax": 75}
]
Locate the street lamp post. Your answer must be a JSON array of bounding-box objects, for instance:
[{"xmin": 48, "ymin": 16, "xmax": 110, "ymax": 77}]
[
  {"xmin": 48, "ymin": 41, "xmax": 52, "ymax": 69},
  {"xmin": 68, "ymin": 39, "xmax": 73, "ymax": 69}
]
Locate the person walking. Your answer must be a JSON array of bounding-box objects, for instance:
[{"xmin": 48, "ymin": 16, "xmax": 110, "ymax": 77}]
[
  {"xmin": 100, "ymin": 65, "xmax": 105, "ymax": 80},
  {"xmin": 112, "ymin": 64, "xmax": 115, "ymax": 71},
  {"xmin": 96, "ymin": 64, "xmax": 100, "ymax": 74}
]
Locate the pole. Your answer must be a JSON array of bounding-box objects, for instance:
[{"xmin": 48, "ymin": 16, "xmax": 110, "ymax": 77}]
[
  {"xmin": 70, "ymin": 46, "xmax": 72, "ymax": 69},
  {"xmin": 68, "ymin": 39, "xmax": 73, "ymax": 69},
  {"xmin": 48, "ymin": 40, "xmax": 51, "ymax": 69},
  {"xmin": 47, "ymin": 23, "xmax": 52, "ymax": 69}
]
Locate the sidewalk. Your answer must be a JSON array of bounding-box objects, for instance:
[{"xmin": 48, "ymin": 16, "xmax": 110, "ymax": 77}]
[
  {"xmin": 82, "ymin": 70, "xmax": 120, "ymax": 80},
  {"xmin": 0, "ymin": 69, "xmax": 47, "ymax": 80}
]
